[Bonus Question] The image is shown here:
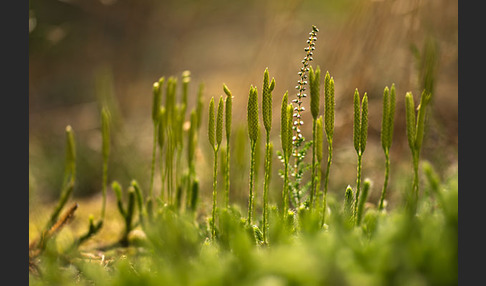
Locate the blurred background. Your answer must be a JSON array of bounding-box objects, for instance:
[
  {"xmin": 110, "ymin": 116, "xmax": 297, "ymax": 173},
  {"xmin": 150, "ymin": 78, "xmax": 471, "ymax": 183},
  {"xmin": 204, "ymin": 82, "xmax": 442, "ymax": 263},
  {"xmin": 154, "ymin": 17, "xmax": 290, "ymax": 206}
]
[{"xmin": 29, "ymin": 0, "xmax": 457, "ymax": 211}]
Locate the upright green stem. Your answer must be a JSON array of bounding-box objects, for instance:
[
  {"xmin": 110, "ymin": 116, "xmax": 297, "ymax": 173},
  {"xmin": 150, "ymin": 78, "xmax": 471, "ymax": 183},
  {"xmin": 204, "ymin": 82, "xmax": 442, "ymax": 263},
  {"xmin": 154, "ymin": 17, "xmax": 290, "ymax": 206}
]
[
  {"xmin": 322, "ymin": 140, "xmax": 332, "ymax": 226},
  {"xmin": 354, "ymin": 153, "xmax": 363, "ymax": 225},
  {"xmin": 411, "ymin": 151, "xmax": 420, "ymax": 214},
  {"xmin": 149, "ymin": 123, "xmax": 158, "ymax": 201},
  {"xmin": 211, "ymin": 148, "xmax": 219, "ymax": 239},
  {"xmin": 101, "ymin": 160, "xmax": 108, "ymax": 220},
  {"xmin": 248, "ymin": 140, "xmax": 257, "ymax": 225},
  {"xmin": 283, "ymin": 157, "xmax": 289, "ymax": 217},
  {"xmin": 310, "ymin": 119, "xmax": 317, "ymax": 209},
  {"xmin": 378, "ymin": 150, "xmax": 390, "ymax": 211},
  {"xmin": 263, "ymin": 133, "xmax": 270, "ymax": 244}
]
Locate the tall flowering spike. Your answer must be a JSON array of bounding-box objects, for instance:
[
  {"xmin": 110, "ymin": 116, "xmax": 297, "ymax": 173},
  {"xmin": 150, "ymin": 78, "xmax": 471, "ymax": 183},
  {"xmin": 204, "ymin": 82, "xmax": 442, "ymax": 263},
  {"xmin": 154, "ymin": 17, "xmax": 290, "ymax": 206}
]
[
  {"xmin": 224, "ymin": 84, "xmax": 233, "ymax": 142},
  {"xmin": 292, "ymin": 25, "xmax": 319, "ymax": 150},
  {"xmin": 247, "ymin": 85, "xmax": 259, "ymax": 142},
  {"xmin": 281, "ymin": 91, "xmax": 289, "ymax": 158},
  {"xmin": 353, "ymin": 89, "xmax": 361, "ymax": 154},
  {"xmin": 208, "ymin": 97, "xmax": 215, "ymax": 148},
  {"xmin": 405, "ymin": 92, "xmax": 416, "ymax": 150},
  {"xmin": 262, "ymin": 68, "xmax": 274, "ymax": 133},
  {"xmin": 216, "ymin": 96, "xmax": 224, "ymax": 147},
  {"xmin": 309, "ymin": 65, "xmax": 321, "ymax": 120},
  {"xmin": 360, "ymin": 93, "xmax": 368, "ymax": 153},
  {"xmin": 325, "ymin": 75, "xmax": 335, "ymax": 141}
]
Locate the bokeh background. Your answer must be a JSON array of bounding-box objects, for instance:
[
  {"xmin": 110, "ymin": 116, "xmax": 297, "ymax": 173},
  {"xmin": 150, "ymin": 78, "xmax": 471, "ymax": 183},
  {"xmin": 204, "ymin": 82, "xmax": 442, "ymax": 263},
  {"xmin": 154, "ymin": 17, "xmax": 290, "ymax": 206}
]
[{"xmin": 29, "ymin": 0, "xmax": 457, "ymax": 211}]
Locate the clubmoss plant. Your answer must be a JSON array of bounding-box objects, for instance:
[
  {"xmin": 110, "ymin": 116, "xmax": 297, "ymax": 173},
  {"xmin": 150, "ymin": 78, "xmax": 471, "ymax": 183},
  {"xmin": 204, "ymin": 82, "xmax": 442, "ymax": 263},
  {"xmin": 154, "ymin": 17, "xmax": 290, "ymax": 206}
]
[
  {"xmin": 343, "ymin": 185, "xmax": 354, "ymax": 223},
  {"xmin": 405, "ymin": 90, "xmax": 432, "ymax": 215},
  {"xmin": 308, "ymin": 65, "xmax": 321, "ymax": 210},
  {"xmin": 278, "ymin": 91, "xmax": 293, "ymax": 217},
  {"xmin": 290, "ymin": 25, "xmax": 319, "ymax": 207},
  {"xmin": 247, "ymin": 85, "xmax": 259, "ymax": 225},
  {"xmin": 223, "ymin": 83, "xmax": 233, "ymax": 209},
  {"xmin": 186, "ymin": 109, "xmax": 198, "ymax": 210},
  {"xmin": 353, "ymin": 89, "xmax": 368, "ymax": 225},
  {"xmin": 262, "ymin": 67, "xmax": 275, "ymax": 244},
  {"xmin": 356, "ymin": 178, "xmax": 371, "ymax": 226},
  {"xmin": 164, "ymin": 77, "xmax": 177, "ymax": 204},
  {"xmin": 45, "ymin": 125, "xmax": 76, "ymax": 231},
  {"xmin": 112, "ymin": 181, "xmax": 136, "ymax": 247},
  {"xmin": 71, "ymin": 107, "xmax": 111, "ymax": 248},
  {"xmin": 150, "ymin": 78, "xmax": 163, "ymax": 201},
  {"xmin": 208, "ymin": 96, "xmax": 224, "ymax": 239},
  {"xmin": 322, "ymin": 72, "xmax": 335, "ymax": 226},
  {"xmin": 378, "ymin": 84, "xmax": 396, "ymax": 211},
  {"xmin": 158, "ymin": 106, "xmax": 166, "ymax": 201}
]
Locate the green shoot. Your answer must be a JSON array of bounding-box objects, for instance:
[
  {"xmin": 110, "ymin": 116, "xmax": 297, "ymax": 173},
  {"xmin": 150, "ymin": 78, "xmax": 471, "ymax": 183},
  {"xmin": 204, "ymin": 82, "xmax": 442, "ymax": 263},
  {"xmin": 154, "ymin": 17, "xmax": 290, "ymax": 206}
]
[
  {"xmin": 322, "ymin": 72, "xmax": 335, "ymax": 226},
  {"xmin": 353, "ymin": 89, "xmax": 368, "ymax": 226},
  {"xmin": 378, "ymin": 84, "xmax": 396, "ymax": 211},
  {"xmin": 247, "ymin": 85, "xmax": 259, "ymax": 226},
  {"xmin": 309, "ymin": 65, "xmax": 321, "ymax": 210}
]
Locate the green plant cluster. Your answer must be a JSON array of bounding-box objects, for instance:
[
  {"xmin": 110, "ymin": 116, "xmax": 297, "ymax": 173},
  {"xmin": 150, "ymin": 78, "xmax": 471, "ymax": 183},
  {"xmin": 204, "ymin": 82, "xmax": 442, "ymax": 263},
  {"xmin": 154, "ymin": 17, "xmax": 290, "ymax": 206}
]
[{"xmin": 29, "ymin": 25, "xmax": 456, "ymax": 286}]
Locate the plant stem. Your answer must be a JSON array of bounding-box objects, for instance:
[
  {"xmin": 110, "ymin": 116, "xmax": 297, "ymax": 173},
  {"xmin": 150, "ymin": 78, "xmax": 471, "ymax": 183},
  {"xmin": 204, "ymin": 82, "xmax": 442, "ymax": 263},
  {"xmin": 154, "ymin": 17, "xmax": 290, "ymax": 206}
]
[
  {"xmin": 378, "ymin": 150, "xmax": 390, "ymax": 211},
  {"xmin": 263, "ymin": 133, "xmax": 270, "ymax": 244},
  {"xmin": 149, "ymin": 123, "xmax": 158, "ymax": 201},
  {"xmin": 310, "ymin": 119, "xmax": 317, "ymax": 209},
  {"xmin": 322, "ymin": 140, "xmax": 332, "ymax": 226},
  {"xmin": 248, "ymin": 140, "xmax": 257, "ymax": 225},
  {"xmin": 211, "ymin": 148, "xmax": 218, "ymax": 239},
  {"xmin": 354, "ymin": 153, "xmax": 363, "ymax": 225},
  {"xmin": 101, "ymin": 159, "xmax": 108, "ymax": 220},
  {"xmin": 225, "ymin": 141, "xmax": 230, "ymax": 209}
]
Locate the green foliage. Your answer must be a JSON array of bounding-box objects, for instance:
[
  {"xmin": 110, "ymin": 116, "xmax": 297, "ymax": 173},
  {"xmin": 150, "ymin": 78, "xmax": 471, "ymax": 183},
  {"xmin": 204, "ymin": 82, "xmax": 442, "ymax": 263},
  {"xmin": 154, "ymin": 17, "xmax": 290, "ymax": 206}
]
[
  {"xmin": 247, "ymin": 85, "xmax": 259, "ymax": 143},
  {"xmin": 30, "ymin": 25, "xmax": 456, "ymax": 286},
  {"xmin": 405, "ymin": 90, "xmax": 432, "ymax": 215},
  {"xmin": 309, "ymin": 65, "xmax": 321, "ymax": 120},
  {"xmin": 208, "ymin": 97, "xmax": 216, "ymax": 148},
  {"xmin": 353, "ymin": 90, "xmax": 368, "ymax": 225},
  {"xmin": 379, "ymin": 84, "xmax": 396, "ymax": 211},
  {"xmin": 262, "ymin": 67, "xmax": 275, "ymax": 133}
]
